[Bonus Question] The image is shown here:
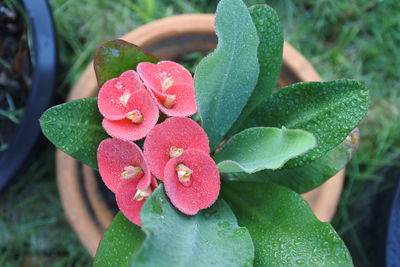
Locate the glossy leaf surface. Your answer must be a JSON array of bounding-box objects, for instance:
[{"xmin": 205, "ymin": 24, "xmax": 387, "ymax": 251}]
[
  {"xmin": 231, "ymin": 4, "xmax": 283, "ymax": 133},
  {"xmin": 132, "ymin": 185, "xmax": 254, "ymax": 267},
  {"xmin": 40, "ymin": 98, "xmax": 108, "ymax": 169},
  {"xmin": 194, "ymin": 0, "xmax": 260, "ymax": 151},
  {"xmin": 225, "ymin": 128, "xmax": 360, "ymax": 193},
  {"xmin": 94, "ymin": 39, "xmax": 157, "ymax": 86},
  {"xmin": 94, "ymin": 212, "xmax": 145, "ymax": 267},
  {"xmin": 241, "ymin": 80, "xmax": 368, "ymax": 168},
  {"xmin": 214, "ymin": 127, "xmax": 316, "ymax": 173},
  {"xmin": 222, "ymin": 181, "xmax": 354, "ymax": 266}
]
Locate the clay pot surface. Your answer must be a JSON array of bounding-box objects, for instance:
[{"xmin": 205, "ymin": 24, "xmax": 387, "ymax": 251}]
[{"xmin": 56, "ymin": 14, "xmax": 345, "ymax": 256}]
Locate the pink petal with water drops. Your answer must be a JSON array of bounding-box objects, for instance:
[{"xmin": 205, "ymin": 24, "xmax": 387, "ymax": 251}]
[
  {"xmin": 116, "ymin": 178, "xmax": 146, "ymax": 226},
  {"xmin": 97, "ymin": 138, "xmax": 151, "ymax": 193},
  {"xmin": 116, "ymin": 170, "xmax": 159, "ymax": 226},
  {"xmin": 151, "ymin": 83, "xmax": 197, "ymax": 117},
  {"xmin": 137, "ymin": 61, "xmax": 193, "ymax": 91},
  {"xmin": 137, "ymin": 61, "xmax": 197, "ymax": 117},
  {"xmin": 163, "ymin": 149, "xmax": 220, "ymax": 215},
  {"xmin": 98, "ymin": 70, "xmax": 146, "ymax": 120},
  {"xmin": 102, "ymin": 89, "xmax": 159, "ymax": 141},
  {"xmin": 143, "ymin": 117, "xmax": 210, "ymax": 180}
]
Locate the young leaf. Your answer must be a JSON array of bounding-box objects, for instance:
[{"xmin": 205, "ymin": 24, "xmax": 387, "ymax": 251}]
[
  {"xmin": 39, "ymin": 98, "xmax": 108, "ymax": 169},
  {"xmin": 231, "ymin": 4, "xmax": 283, "ymax": 134},
  {"xmin": 241, "ymin": 80, "xmax": 369, "ymax": 168},
  {"xmin": 94, "ymin": 212, "xmax": 145, "ymax": 267},
  {"xmin": 132, "ymin": 185, "xmax": 254, "ymax": 267},
  {"xmin": 94, "ymin": 39, "xmax": 157, "ymax": 86},
  {"xmin": 225, "ymin": 128, "xmax": 360, "ymax": 193},
  {"xmin": 194, "ymin": 0, "xmax": 259, "ymax": 151},
  {"xmin": 214, "ymin": 127, "xmax": 316, "ymax": 173},
  {"xmin": 222, "ymin": 181, "xmax": 354, "ymax": 267}
]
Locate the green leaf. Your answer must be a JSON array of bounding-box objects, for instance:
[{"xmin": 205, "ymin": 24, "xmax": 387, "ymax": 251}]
[
  {"xmin": 242, "ymin": 80, "xmax": 369, "ymax": 168},
  {"xmin": 225, "ymin": 128, "xmax": 360, "ymax": 193},
  {"xmin": 94, "ymin": 212, "xmax": 145, "ymax": 267},
  {"xmin": 214, "ymin": 127, "xmax": 316, "ymax": 173},
  {"xmin": 194, "ymin": 0, "xmax": 260, "ymax": 151},
  {"xmin": 39, "ymin": 98, "xmax": 108, "ymax": 169},
  {"xmin": 221, "ymin": 181, "xmax": 353, "ymax": 267},
  {"xmin": 94, "ymin": 39, "xmax": 158, "ymax": 86},
  {"xmin": 132, "ymin": 185, "xmax": 254, "ymax": 267},
  {"xmin": 230, "ymin": 4, "xmax": 283, "ymax": 134}
]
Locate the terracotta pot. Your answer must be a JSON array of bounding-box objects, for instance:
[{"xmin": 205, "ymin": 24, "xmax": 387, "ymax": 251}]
[{"xmin": 56, "ymin": 14, "xmax": 345, "ymax": 256}]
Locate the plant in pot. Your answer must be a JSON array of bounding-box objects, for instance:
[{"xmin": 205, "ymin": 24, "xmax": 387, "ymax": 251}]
[{"xmin": 40, "ymin": 0, "xmax": 368, "ymax": 265}]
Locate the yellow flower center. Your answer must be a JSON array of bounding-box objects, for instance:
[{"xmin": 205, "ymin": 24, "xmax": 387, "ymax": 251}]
[
  {"xmin": 176, "ymin": 163, "xmax": 192, "ymax": 183},
  {"xmin": 169, "ymin": 146, "xmax": 183, "ymax": 158},
  {"xmin": 121, "ymin": 166, "xmax": 143, "ymax": 179},
  {"xmin": 126, "ymin": 110, "xmax": 144, "ymax": 124},
  {"xmin": 134, "ymin": 186, "xmax": 152, "ymax": 201}
]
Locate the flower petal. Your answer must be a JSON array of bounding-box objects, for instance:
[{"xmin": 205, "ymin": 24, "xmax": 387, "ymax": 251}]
[
  {"xmin": 102, "ymin": 89, "xmax": 159, "ymax": 141},
  {"xmin": 116, "ymin": 178, "xmax": 146, "ymax": 226},
  {"xmin": 116, "ymin": 171, "xmax": 159, "ymax": 226},
  {"xmin": 151, "ymin": 175, "xmax": 158, "ymax": 189},
  {"xmin": 163, "ymin": 149, "xmax": 220, "ymax": 215},
  {"xmin": 137, "ymin": 61, "xmax": 193, "ymax": 92},
  {"xmin": 137, "ymin": 61, "xmax": 197, "ymax": 117},
  {"xmin": 151, "ymin": 83, "xmax": 197, "ymax": 117},
  {"xmin": 144, "ymin": 117, "xmax": 210, "ymax": 180},
  {"xmin": 98, "ymin": 70, "xmax": 145, "ymax": 120},
  {"xmin": 97, "ymin": 138, "xmax": 151, "ymax": 192}
]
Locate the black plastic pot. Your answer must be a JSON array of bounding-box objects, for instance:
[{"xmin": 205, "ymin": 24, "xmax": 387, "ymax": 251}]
[
  {"xmin": 386, "ymin": 170, "xmax": 400, "ymax": 266},
  {"xmin": 340, "ymin": 160, "xmax": 400, "ymax": 267},
  {"xmin": 0, "ymin": 0, "xmax": 56, "ymax": 190}
]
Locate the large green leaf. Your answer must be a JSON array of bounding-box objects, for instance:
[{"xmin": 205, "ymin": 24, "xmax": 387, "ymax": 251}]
[
  {"xmin": 39, "ymin": 98, "xmax": 108, "ymax": 169},
  {"xmin": 194, "ymin": 0, "xmax": 260, "ymax": 151},
  {"xmin": 231, "ymin": 4, "xmax": 283, "ymax": 134},
  {"xmin": 242, "ymin": 80, "xmax": 369, "ymax": 168},
  {"xmin": 94, "ymin": 39, "xmax": 158, "ymax": 86},
  {"xmin": 221, "ymin": 181, "xmax": 353, "ymax": 267},
  {"xmin": 225, "ymin": 128, "xmax": 360, "ymax": 193},
  {"xmin": 132, "ymin": 185, "xmax": 254, "ymax": 267},
  {"xmin": 214, "ymin": 127, "xmax": 316, "ymax": 173},
  {"xmin": 94, "ymin": 212, "xmax": 145, "ymax": 267}
]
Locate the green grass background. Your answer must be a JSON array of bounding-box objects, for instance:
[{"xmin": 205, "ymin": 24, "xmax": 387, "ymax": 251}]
[{"xmin": 1, "ymin": 0, "xmax": 399, "ymax": 266}]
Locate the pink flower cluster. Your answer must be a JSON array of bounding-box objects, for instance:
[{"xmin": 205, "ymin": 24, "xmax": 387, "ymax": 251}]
[{"xmin": 97, "ymin": 61, "xmax": 220, "ymax": 226}]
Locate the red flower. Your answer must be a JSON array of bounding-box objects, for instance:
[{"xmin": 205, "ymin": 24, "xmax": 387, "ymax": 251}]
[
  {"xmin": 97, "ymin": 138, "xmax": 151, "ymax": 193},
  {"xmin": 116, "ymin": 175, "xmax": 158, "ymax": 226},
  {"xmin": 98, "ymin": 70, "xmax": 145, "ymax": 120},
  {"xmin": 96, "ymin": 63, "xmax": 220, "ymax": 218},
  {"xmin": 143, "ymin": 117, "xmax": 209, "ymax": 180},
  {"xmin": 163, "ymin": 149, "xmax": 220, "ymax": 215},
  {"xmin": 98, "ymin": 138, "xmax": 158, "ymax": 226},
  {"xmin": 102, "ymin": 89, "xmax": 159, "ymax": 141},
  {"xmin": 137, "ymin": 61, "xmax": 197, "ymax": 117}
]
